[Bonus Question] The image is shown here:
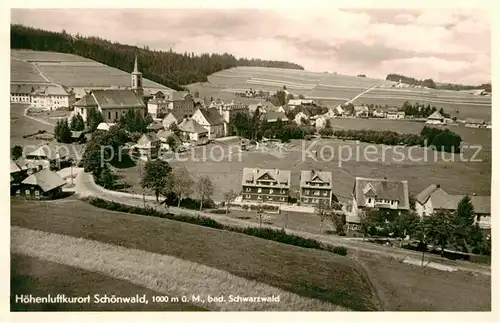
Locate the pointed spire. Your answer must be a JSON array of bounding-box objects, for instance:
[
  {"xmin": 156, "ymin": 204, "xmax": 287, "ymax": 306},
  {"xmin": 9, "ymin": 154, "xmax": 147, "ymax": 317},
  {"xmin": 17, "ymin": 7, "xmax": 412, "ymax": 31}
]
[{"xmin": 133, "ymin": 55, "xmax": 139, "ymax": 73}]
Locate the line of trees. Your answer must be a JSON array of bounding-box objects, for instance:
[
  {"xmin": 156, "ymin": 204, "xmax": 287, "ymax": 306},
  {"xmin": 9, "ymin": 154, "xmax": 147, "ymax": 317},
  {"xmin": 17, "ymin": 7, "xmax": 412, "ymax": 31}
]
[
  {"xmin": 11, "ymin": 24, "xmax": 304, "ymax": 89},
  {"xmin": 332, "ymin": 126, "xmax": 462, "ymax": 153},
  {"xmin": 386, "ymin": 73, "xmax": 491, "ymax": 92},
  {"xmin": 233, "ymin": 112, "xmax": 315, "ymax": 142},
  {"xmin": 360, "ymin": 196, "xmax": 490, "ymax": 256}
]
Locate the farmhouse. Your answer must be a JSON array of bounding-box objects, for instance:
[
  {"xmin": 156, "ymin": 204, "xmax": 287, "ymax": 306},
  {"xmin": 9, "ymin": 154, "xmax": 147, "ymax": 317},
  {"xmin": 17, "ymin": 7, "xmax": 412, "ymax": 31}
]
[
  {"xmin": 157, "ymin": 130, "xmax": 180, "ymax": 150},
  {"xmin": 178, "ymin": 118, "xmax": 208, "ymax": 141},
  {"xmin": 16, "ymin": 168, "xmax": 66, "ymax": 200},
  {"xmin": 162, "ymin": 111, "xmax": 187, "ymax": 129},
  {"xmin": 23, "ymin": 146, "xmax": 69, "ymax": 170},
  {"xmin": 415, "ymin": 184, "xmax": 491, "ymax": 230},
  {"xmin": 354, "ymin": 106, "xmax": 369, "ymax": 118},
  {"xmin": 73, "ymin": 93, "xmax": 98, "ymax": 121},
  {"xmin": 288, "ymin": 99, "xmax": 315, "ymax": 109},
  {"xmin": 135, "ymin": 133, "xmax": 161, "ymax": 161},
  {"xmin": 464, "ymin": 118, "xmax": 486, "ymax": 128},
  {"xmin": 146, "ymin": 121, "xmax": 164, "ymax": 133},
  {"xmin": 426, "ymin": 111, "xmax": 445, "ymax": 125},
  {"xmin": 349, "ymin": 177, "xmax": 409, "ymax": 229},
  {"xmin": 299, "ymin": 170, "xmax": 333, "ymax": 206},
  {"xmin": 10, "ymin": 160, "xmax": 29, "ymax": 194},
  {"xmin": 372, "ymin": 109, "xmax": 386, "ymax": 118},
  {"xmin": 241, "ymin": 168, "xmax": 291, "ymax": 204},
  {"xmin": 192, "ymin": 108, "xmax": 227, "ymax": 139},
  {"xmin": 315, "ymin": 114, "xmax": 334, "ymax": 129}
]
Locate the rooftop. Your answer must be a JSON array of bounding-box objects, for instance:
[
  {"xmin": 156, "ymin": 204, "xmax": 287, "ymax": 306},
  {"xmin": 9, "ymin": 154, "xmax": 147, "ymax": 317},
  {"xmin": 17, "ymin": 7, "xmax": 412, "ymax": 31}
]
[
  {"xmin": 241, "ymin": 167, "xmax": 291, "ymax": 188},
  {"xmin": 91, "ymin": 89, "xmax": 145, "ymax": 109},
  {"xmin": 416, "ymin": 184, "xmax": 490, "ymax": 214},
  {"xmin": 354, "ymin": 177, "xmax": 409, "ymax": 210},
  {"xmin": 21, "ymin": 168, "xmax": 66, "ymax": 192}
]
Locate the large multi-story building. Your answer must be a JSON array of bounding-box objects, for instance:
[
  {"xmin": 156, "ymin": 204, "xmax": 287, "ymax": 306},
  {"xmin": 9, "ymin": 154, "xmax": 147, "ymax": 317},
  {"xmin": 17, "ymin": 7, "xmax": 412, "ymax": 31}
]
[
  {"xmin": 241, "ymin": 168, "xmax": 291, "ymax": 204},
  {"xmin": 168, "ymin": 92, "xmax": 195, "ymax": 117},
  {"xmin": 299, "ymin": 170, "xmax": 333, "ymax": 206},
  {"xmin": 10, "ymin": 83, "xmax": 71, "ymax": 110}
]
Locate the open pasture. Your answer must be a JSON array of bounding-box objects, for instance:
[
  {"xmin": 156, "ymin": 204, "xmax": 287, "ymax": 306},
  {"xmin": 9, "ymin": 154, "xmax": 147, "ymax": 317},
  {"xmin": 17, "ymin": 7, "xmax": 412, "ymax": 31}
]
[
  {"xmin": 10, "ymin": 59, "xmax": 49, "ymax": 83},
  {"xmin": 11, "ymin": 49, "xmax": 173, "ymax": 90}
]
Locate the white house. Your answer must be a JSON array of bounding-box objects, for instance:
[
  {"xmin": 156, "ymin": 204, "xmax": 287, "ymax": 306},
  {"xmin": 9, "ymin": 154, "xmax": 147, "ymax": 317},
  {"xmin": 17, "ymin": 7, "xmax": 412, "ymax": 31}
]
[
  {"xmin": 349, "ymin": 177, "xmax": 409, "ymax": 230},
  {"xmin": 30, "ymin": 85, "xmax": 71, "ymax": 110},
  {"xmin": 294, "ymin": 111, "xmax": 311, "ymax": 126},
  {"xmin": 10, "ymin": 84, "xmax": 34, "ymax": 104},
  {"xmin": 191, "ymin": 108, "xmax": 226, "ymax": 139},
  {"xmin": 315, "ymin": 114, "xmax": 334, "ymax": 129},
  {"xmin": 372, "ymin": 109, "xmax": 386, "ymax": 118},
  {"xmin": 415, "ymin": 184, "xmax": 491, "ymax": 230},
  {"xmin": 147, "ymin": 98, "xmax": 169, "ymax": 119},
  {"xmin": 162, "ymin": 111, "xmax": 187, "ymax": 129},
  {"xmin": 178, "ymin": 118, "xmax": 209, "ymax": 141},
  {"xmin": 354, "ymin": 106, "xmax": 369, "ymax": 118}
]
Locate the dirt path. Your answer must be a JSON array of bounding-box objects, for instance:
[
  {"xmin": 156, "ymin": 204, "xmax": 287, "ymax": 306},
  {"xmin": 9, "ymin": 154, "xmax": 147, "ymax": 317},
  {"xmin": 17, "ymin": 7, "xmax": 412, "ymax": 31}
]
[{"xmin": 23, "ymin": 107, "xmax": 56, "ymax": 126}]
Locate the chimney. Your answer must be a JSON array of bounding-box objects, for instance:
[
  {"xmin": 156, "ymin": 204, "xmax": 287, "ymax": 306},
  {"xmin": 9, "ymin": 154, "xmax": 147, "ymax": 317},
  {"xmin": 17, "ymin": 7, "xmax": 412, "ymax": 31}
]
[
  {"xmin": 436, "ymin": 184, "xmax": 440, "ymax": 188},
  {"xmin": 383, "ymin": 176, "xmax": 387, "ymax": 181}
]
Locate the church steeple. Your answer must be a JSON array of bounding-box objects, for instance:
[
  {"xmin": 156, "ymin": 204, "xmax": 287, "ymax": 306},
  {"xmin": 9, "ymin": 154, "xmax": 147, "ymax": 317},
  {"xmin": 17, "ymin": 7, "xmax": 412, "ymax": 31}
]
[{"xmin": 131, "ymin": 54, "xmax": 143, "ymax": 97}]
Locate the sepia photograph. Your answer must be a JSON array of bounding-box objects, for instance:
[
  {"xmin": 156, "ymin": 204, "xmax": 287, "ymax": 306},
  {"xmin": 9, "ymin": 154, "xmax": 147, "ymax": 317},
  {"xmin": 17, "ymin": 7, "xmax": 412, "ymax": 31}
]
[{"xmin": 5, "ymin": 2, "xmax": 494, "ymax": 318}]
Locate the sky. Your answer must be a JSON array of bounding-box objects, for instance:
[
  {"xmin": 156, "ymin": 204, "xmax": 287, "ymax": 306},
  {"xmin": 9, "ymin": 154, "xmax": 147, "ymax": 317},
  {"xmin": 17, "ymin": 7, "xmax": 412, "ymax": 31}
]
[{"xmin": 11, "ymin": 8, "xmax": 491, "ymax": 85}]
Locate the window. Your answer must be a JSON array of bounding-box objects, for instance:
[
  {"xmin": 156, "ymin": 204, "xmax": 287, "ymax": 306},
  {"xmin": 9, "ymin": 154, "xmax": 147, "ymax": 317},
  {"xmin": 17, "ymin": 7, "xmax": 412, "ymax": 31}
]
[
  {"xmin": 323, "ymin": 191, "xmax": 328, "ymax": 196},
  {"xmin": 280, "ymin": 197, "xmax": 285, "ymax": 201},
  {"xmin": 16, "ymin": 190, "xmax": 20, "ymax": 195},
  {"xmin": 314, "ymin": 190, "xmax": 320, "ymax": 196},
  {"xmin": 108, "ymin": 112, "xmax": 111, "ymax": 119},
  {"xmin": 245, "ymin": 195, "xmax": 251, "ymax": 198},
  {"xmin": 257, "ymin": 188, "xmax": 262, "ymax": 193},
  {"xmin": 257, "ymin": 195, "xmax": 262, "ymax": 200},
  {"xmin": 246, "ymin": 187, "xmax": 251, "ymax": 192},
  {"xmin": 305, "ymin": 190, "xmax": 310, "ymax": 195},
  {"xmin": 368, "ymin": 198, "xmax": 372, "ymax": 203},
  {"xmin": 268, "ymin": 197, "xmax": 273, "ymax": 201},
  {"xmin": 25, "ymin": 190, "xmax": 30, "ymax": 195},
  {"xmin": 34, "ymin": 190, "xmax": 40, "ymax": 196},
  {"xmin": 281, "ymin": 190, "xmax": 285, "ymax": 194},
  {"xmin": 303, "ymin": 198, "xmax": 309, "ymax": 203},
  {"xmin": 115, "ymin": 111, "xmax": 119, "ymax": 119},
  {"xmin": 269, "ymin": 189, "xmax": 274, "ymax": 194}
]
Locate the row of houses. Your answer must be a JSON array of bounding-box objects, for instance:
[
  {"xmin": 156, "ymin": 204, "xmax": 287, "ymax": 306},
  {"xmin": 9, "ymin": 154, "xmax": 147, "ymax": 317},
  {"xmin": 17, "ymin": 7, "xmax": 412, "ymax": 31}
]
[
  {"xmin": 426, "ymin": 111, "xmax": 491, "ymax": 128},
  {"xmin": 239, "ymin": 168, "xmax": 491, "ymax": 231}
]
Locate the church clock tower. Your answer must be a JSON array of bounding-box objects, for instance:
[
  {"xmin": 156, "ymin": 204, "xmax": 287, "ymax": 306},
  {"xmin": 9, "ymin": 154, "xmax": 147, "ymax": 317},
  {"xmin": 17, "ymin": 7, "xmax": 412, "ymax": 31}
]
[{"xmin": 131, "ymin": 55, "xmax": 143, "ymax": 97}]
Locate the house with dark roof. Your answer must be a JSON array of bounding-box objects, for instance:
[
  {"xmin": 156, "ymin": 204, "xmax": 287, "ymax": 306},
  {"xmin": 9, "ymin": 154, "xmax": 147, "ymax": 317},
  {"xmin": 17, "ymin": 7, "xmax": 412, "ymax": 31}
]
[
  {"xmin": 299, "ymin": 170, "xmax": 332, "ymax": 206},
  {"xmin": 191, "ymin": 108, "xmax": 227, "ymax": 139},
  {"xmin": 260, "ymin": 111, "xmax": 289, "ymax": 123},
  {"xmin": 178, "ymin": 118, "xmax": 209, "ymax": 141},
  {"xmin": 415, "ymin": 184, "xmax": 491, "ymax": 230},
  {"xmin": 135, "ymin": 133, "xmax": 161, "ymax": 161},
  {"xmin": 349, "ymin": 177, "xmax": 409, "ymax": 228},
  {"xmin": 73, "ymin": 93, "xmax": 98, "ymax": 122},
  {"xmin": 241, "ymin": 168, "xmax": 291, "ymax": 204},
  {"xmin": 162, "ymin": 110, "xmax": 188, "ymax": 129},
  {"xmin": 16, "ymin": 169, "xmax": 66, "ymax": 199},
  {"xmin": 464, "ymin": 118, "xmax": 486, "ymax": 128},
  {"xmin": 10, "ymin": 160, "xmax": 29, "ymax": 194}
]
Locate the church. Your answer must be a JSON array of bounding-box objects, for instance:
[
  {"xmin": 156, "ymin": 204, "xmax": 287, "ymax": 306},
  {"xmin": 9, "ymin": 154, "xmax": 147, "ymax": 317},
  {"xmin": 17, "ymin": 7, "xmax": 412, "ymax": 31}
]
[{"xmin": 73, "ymin": 55, "xmax": 146, "ymax": 123}]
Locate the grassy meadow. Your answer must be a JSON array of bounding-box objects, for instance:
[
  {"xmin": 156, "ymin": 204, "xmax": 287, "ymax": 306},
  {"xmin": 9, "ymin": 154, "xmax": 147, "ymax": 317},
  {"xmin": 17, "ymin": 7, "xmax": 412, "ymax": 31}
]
[{"xmin": 11, "ymin": 199, "xmax": 378, "ymax": 311}]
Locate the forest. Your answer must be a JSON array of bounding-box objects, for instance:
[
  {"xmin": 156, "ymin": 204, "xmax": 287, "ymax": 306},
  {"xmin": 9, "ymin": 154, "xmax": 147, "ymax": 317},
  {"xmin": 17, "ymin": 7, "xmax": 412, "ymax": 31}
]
[{"xmin": 11, "ymin": 24, "xmax": 304, "ymax": 91}]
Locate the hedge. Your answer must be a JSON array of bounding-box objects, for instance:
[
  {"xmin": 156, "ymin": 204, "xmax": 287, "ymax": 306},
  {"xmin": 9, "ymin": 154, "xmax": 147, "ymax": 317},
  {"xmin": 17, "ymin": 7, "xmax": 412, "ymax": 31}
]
[{"xmin": 85, "ymin": 197, "xmax": 348, "ymax": 256}]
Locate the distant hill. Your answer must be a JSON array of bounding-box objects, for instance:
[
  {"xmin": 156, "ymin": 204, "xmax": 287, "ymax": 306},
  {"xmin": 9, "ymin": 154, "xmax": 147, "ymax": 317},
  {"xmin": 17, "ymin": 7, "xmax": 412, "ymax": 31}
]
[
  {"xmin": 386, "ymin": 73, "xmax": 491, "ymax": 93},
  {"xmin": 11, "ymin": 24, "xmax": 304, "ymax": 91}
]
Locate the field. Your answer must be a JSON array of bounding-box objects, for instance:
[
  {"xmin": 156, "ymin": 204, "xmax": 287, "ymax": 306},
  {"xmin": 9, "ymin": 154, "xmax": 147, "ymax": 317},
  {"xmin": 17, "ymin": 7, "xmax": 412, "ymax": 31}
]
[
  {"xmin": 11, "ymin": 49, "xmax": 173, "ymax": 90},
  {"xmin": 11, "ymin": 199, "xmax": 377, "ymax": 311},
  {"xmin": 196, "ymin": 66, "xmax": 492, "ymax": 121},
  {"xmin": 11, "ymin": 254, "xmax": 202, "ymax": 311},
  {"xmin": 11, "ymin": 199, "xmax": 491, "ymax": 311}
]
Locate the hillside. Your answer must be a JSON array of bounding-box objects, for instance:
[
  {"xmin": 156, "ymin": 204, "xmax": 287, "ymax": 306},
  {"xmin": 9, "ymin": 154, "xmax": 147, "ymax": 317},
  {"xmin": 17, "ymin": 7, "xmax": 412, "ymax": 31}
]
[
  {"xmin": 11, "ymin": 24, "xmax": 304, "ymax": 91},
  {"xmin": 11, "ymin": 49, "xmax": 174, "ymax": 91},
  {"xmin": 386, "ymin": 73, "xmax": 491, "ymax": 93}
]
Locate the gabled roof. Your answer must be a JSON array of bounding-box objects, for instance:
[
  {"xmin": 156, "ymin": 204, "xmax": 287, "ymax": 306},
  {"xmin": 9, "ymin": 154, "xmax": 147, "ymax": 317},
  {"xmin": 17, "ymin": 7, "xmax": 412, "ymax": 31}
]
[
  {"xmin": 465, "ymin": 118, "xmax": 485, "ymax": 124},
  {"xmin": 300, "ymin": 170, "xmax": 332, "ymax": 188},
  {"xmin": 74, "ymin": 94, "xmax": 98, "ymax": 107},
  {"xmin": 31, "ymin": 85, "xmax": 68, "ymax": 96},
  {"xmin": 164, "ymin": 110, "xmax": 188, "ymax": 122},
  {"xmin": 96, "ymin": 122, "xmax": 115, "ymax": 131},
  {"xmin": 26, "ymin": 146, "xmax": 50, "ymax": 158},
  {"xmin": 260, "ymin": 111, "xmax": 288, "ymax": 122},
  {"xmin": 91, "ymin": 89, "xmax": 145, "ymax": 109},
  {"xmin": 10, "ymin": 160, "xmax": 26, "ymax": 173},
  {"xmin": 416, "ymin": 184, "xmax": 491, "ymax": 214},
  {"xmin": 354, "ymin": 177, "xmax": 409, "ymax": 209},
  {"xmin": 427, "ymin": 111, "xmax": 444, "ymax": 120},
  {"xmin": 178, "ymin": 118, "xmax": 208, "ymax": 134},
  {"xmin": 241, "ymin": 168, "xmax": 291, "ymax": 188},
  {"xmin": 21, "ymin": 168, "xmax": 66, "ymax": 192},
  {"xmin": 197, "ymin": 108, "xmax": 225, "ymax": 125},
  {"xmin": 157, "ymin": 129, "xmax": 174, "ymax": 139},
  {"xmin": 137, "ymin": 132, "xmax": 160, "ymax": 146}
]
